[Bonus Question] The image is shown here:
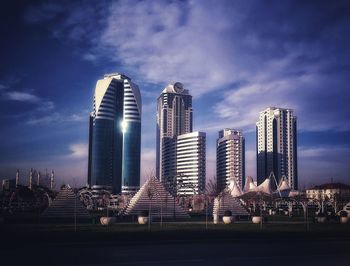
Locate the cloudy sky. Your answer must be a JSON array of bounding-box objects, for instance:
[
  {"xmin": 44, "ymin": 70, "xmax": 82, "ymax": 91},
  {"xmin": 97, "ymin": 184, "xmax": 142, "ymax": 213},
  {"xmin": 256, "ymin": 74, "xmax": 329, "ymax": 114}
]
[{"xmin": 1, "ymin": 0, "xmax": 349, "ymax": 189}]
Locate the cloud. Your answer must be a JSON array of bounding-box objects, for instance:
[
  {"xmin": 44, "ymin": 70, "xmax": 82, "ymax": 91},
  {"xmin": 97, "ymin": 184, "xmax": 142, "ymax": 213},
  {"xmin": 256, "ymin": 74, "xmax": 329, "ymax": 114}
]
[
  {"xmin": 25, "ymin": 0, "xmax": 350, "ymax": 133},
  {"xmin": 22, "ymin": 0, "xmax": 350, "ymax": 185},
  {"xmin": 0, "ymin": 84, "xmax": 6, "ymax": 91},
  {"xmin": 5, "ymin": 91, "xmax": 40, "ymax": 102},
  {"xmin": 3, "ymin": 90, "xmax": 55, "ymax": 113},
  {"xmin": 26, "ymin": 111, "xmax": 88, "ymax": 125},
  {"xmin": 68, "ymin": 143, "xmax": 88, "ymax": 159},
  {"xmin": 26, "ymin": 113, "xmax": 61, "ymax": 125}
]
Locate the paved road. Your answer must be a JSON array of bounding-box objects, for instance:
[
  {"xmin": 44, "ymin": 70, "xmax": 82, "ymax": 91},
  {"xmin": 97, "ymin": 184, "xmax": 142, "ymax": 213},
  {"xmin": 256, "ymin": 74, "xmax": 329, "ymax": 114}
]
[{"xmin": 1, "ymin": 231, "xmax": 349, "ymax": 266}]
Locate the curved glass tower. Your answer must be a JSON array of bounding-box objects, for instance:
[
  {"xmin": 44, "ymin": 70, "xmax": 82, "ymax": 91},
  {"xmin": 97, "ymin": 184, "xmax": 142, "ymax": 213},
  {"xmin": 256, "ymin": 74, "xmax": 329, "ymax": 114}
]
[
  {"xmin": 121, "ymin": 78, "xmax": 142, "ymax": 194},
  {"xmin": 88, "ymin": 73, "xmax": 141, "ymax": 194}
]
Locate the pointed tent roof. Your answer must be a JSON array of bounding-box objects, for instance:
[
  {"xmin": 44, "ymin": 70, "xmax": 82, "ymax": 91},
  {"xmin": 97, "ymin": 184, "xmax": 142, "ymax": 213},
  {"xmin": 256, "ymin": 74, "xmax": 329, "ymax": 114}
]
[
  {"xmin": 41, "ymin": 185, "xmax": 90, "ymax": 219},
  {"xmin": 256, "ymin": 178, "xmax": 273, "ymax": 195},
  {"xmin": 278, "ymin": 178, "xmax": 291, "ymax": 191},
  {"xmin": 273, "ymin": 176, "xmax": 292, "ymax": 197},
  {"xmin": 244, "ymin": 176, "xmax": 256, "ymax": 193},
  {"xmin": 213, "ymin": 189, "xmax": 249, "ymax": 216},
  {"xmin": 124, "ymin": 177, "xmax": 190, "ymax": 219},
  {"xmin": 228, "ymin": 178, "xmax": 243, "ymax": 197}
]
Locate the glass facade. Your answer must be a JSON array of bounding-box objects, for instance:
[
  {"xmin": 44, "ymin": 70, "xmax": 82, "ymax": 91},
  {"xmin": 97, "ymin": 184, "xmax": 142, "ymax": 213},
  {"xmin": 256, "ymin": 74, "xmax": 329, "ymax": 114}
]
[
  {"xmin": 122, "ymin": 122, "xmax": 141, "ymax": 191},
  {"xmin": 88, "ymin": 73, "xmax": 141, "ymax": 194}
]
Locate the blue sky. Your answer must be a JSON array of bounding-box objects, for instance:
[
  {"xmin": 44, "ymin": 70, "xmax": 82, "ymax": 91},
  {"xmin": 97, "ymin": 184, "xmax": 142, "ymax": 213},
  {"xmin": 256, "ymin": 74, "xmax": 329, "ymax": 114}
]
[{"xmin": 0, "ymin": 0, "xmax": 350, "ymax": 189}]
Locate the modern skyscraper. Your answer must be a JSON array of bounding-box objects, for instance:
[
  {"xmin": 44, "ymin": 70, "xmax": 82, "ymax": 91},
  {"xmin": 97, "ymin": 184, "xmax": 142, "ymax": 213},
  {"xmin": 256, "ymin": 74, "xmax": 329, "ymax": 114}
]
[
  {"xmin": 156, "ymin": 82, "xmax": 193, "ymax": 184},
  {"xmin": 256, "ymin": 107, "xmax": 298, "ymax": 190},
  {"xmin": 88, "ymin": 73, "xmax": 141, "ymax": 194},
  {"xmin": 176, "ymin": 132, "xmax": 206, "ymax": 195},
  {"xmin": 216, "ymin": 129, "xmax": 245, "ymax": 192}
]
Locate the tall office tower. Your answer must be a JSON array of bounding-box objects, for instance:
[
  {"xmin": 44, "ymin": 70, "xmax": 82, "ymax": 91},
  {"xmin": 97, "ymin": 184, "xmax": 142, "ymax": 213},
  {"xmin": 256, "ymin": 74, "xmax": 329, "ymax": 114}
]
[
  {"xmin": 216, "ymin": 129, "xmax": 245, "ymax": 192},
  {"xmin": 256, "ymin": 107, "xmax": 298, "ymax": 190},
  {"xmin": 156, "ymin": 82, "xmax": 193, "ymax": 184},
  {"xmin": 88, "ymin": 73, "xmax": 141, "ymax": 194},
  {"xmin": 176, "ymin": 132, "xmax": 206, "ymax": 195}
]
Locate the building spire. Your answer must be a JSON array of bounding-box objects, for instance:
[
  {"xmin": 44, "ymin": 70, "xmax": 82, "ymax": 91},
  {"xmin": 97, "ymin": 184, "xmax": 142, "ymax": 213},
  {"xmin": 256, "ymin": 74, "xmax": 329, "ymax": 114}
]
[
  {"xmin": 37, "ymin": 171, "xmax": 41, "ymax": 186},
  {"xmin": 29, "ymin": 168, "xmax": 33, "ymax": 189},
  {"xmin": 16, "ymin": 169, "xmax": 20, "ymax": 187},
  {"xmin": 50, "ymin": 170, "xmax": 54, "ymax": 190}
]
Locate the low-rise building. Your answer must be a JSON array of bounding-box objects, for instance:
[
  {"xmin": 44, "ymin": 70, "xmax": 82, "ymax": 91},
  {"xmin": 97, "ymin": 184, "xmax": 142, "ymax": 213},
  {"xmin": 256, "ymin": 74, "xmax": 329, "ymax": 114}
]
[{"xmin": 306, "ymin": 183, "xmax": 350, "ymax": 201}]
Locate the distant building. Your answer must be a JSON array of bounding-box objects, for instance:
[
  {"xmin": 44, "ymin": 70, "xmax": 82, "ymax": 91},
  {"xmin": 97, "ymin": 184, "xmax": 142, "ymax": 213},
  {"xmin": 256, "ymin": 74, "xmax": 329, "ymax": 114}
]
[
  {"xmin": 216, "ymin": 129, "xmax": 245, "ymax": 192},
  {"xmin": 176, "ymin": 132, "xmax": 206, "ymax": 195},
  {"xmin": 156, "ymin": 82, "xmax": 193, "ymax": 184},
  {"xmin": 88, "ymin": 73, "xmax": 141, "ymax": 194},
  {"xmin": 256, "ymin": 107, "xmax": 298, "ymax": 190},
  {"xmin": 1, "ymin": 178, "xmax": 16, "ymax": 191},
  {"xmin": 306, "ymin": 183, "xmax": 350, "ymax": 201}
]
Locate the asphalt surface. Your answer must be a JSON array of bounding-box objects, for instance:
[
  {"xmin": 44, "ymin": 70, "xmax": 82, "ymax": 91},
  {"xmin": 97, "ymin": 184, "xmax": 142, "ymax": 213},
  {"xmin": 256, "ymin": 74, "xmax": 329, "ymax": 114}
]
[{"xmin": 1, "ymin": 225, "xmax": 349, "ymax": 266}]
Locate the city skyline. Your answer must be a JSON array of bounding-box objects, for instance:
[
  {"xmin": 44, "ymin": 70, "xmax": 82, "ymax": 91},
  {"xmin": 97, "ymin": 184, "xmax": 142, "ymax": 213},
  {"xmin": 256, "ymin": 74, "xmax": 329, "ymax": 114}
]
[{"xmin": 1, "ymin": 1, "xmax": 350, "ymax": 188}]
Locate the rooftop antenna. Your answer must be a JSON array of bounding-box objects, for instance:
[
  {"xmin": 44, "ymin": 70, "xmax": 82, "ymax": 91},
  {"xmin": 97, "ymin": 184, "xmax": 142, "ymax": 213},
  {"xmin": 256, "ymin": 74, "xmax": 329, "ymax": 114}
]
[{"xmin": 16, "ymin": 169, "xmax": 20, "ymax": 187}]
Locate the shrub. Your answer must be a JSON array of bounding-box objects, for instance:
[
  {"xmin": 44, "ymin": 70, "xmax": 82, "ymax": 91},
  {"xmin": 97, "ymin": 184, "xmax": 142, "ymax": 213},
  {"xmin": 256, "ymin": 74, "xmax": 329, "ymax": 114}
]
[
  {"xmin": 139, "ymin": 210, "xmax": 149, "ymax": 217},
  {"xmin": 317, "ymin": 212, "xmax": 326, "ymax": 217},
  {"xmin": 339, "ymin": 210, "xmax": 348, "ymax": 217},
  {"xmin": 224, "ymin": 210, "xmax": 232, "ymax": 216}
]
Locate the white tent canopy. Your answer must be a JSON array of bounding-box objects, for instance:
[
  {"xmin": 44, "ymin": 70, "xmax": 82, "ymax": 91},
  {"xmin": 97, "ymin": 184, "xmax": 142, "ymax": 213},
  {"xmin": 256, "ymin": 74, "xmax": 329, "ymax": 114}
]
[
  {"xmin": 278, "ymin": 178, "xmax": 291, "ymax": 191},
  {"xmin": 256, "ymin": 178, "xmax": 273, "ymax": 195},
  {"xmin": 244, "ymin": 176, "xmax": 257, "ymax": 193},
  {"xmin": 228, "ymin": 178, "xmax": 243, "ymax": 197}
]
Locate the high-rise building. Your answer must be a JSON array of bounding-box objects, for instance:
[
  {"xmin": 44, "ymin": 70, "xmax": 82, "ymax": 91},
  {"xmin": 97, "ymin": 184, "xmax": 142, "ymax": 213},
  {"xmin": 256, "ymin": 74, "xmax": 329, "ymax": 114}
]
[
  {"xmin": 156, "ymin": 82, "xmax": 193, "ymax": 184},
  {"xmin": 88, "ymin": 73, "xmax": 141, "ymax": 194},
  {"xmin": 256, "ymin": 107, "xmax": 298, "ymax": 190},
  {"xmin": 176, "ymin": 132, "xmax": 206, "ymax": 195},
  {"xmin": 216, "ymin": 129, "xmax": 245, "ymax": 192}
]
